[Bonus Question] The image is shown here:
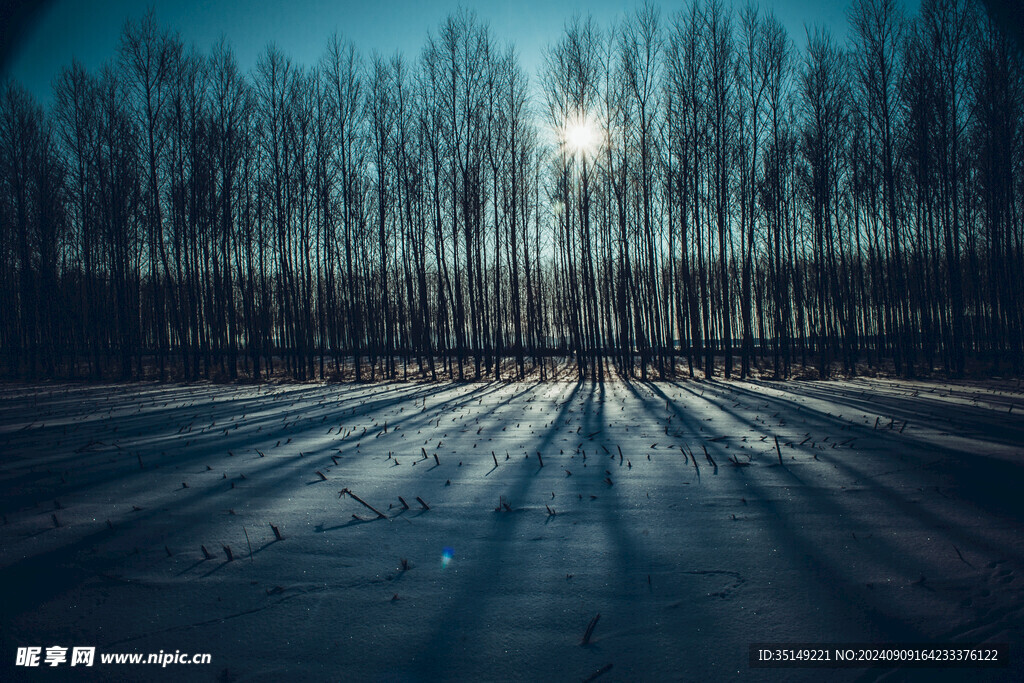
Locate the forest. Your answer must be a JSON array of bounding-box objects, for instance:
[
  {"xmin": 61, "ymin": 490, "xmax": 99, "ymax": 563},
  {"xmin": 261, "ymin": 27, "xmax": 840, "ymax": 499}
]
[{"xmin": 1, "ymin": 0, "xmax": 1022, "ymax": 382}]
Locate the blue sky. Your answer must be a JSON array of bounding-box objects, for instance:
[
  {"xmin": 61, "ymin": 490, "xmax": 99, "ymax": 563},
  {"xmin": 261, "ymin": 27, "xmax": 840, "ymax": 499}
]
[{"xmin": 5, "ymin": 0, "xmax": 921, "ymax": 106}]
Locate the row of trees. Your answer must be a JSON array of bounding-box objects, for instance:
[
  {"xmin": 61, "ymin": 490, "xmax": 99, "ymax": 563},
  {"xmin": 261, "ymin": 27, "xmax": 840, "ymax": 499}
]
[{"xmin": 1, "ymin": 0, "xmax": 1022, "ymax": 381}]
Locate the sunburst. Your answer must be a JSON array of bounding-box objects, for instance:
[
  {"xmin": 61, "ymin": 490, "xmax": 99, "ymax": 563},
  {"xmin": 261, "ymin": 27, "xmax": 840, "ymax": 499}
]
[{"xmin": 561, "ymin": 112, "xmax": 599, "ymax": 159}]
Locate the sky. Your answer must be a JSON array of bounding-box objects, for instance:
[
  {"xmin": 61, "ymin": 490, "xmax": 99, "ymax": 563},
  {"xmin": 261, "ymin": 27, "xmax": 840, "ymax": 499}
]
[{"xmin": 3, "ymin": 0, "xmax": 924, "ymax": 107}]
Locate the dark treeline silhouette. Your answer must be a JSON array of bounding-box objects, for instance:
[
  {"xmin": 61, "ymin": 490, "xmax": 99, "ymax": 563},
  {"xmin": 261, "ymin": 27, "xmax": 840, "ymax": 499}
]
[{"xmin": 1, "ymin": 0, "xmax": 1021, "ymax": 381}]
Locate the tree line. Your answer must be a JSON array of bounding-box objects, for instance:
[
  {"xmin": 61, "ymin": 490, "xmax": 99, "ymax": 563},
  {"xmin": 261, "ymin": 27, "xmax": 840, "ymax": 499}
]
[{"xmin": 1, "ymin": 0, "xmax": 1021, "ymax": 381}]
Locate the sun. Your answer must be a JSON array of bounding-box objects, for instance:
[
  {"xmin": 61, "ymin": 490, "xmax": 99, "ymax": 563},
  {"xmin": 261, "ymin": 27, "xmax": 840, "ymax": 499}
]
[{"xmin": 562, "ymin": 114, "xmax": 598, "ymax": 158}]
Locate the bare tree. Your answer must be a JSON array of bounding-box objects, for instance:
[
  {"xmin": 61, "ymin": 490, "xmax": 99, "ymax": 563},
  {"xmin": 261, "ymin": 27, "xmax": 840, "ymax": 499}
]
[{"xmin": 121, "ymin": 10, "xmax": 177, "ymax": 380}]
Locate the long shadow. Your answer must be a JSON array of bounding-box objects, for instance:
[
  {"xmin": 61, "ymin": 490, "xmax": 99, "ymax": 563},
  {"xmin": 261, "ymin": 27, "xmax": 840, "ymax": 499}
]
[
  {"xmin": 405, "ymin": 381, "xmax": 584, "ymax": 680},
  {"xmin": 634, "ymin": 380, "xmax": 942, "ymax": 647},
  {"xmin": 0, "ymin": 381, "xmax": 458, "ymax": 517},
  {"xmin": 0, "ymin": 381, "xmax": 474, "ymax": 649},
  {"xmin": 4, "ymin": 378, "xmax": 1019, "ymax": 680},
  {"xmin": 765, "ymin": 378, "xmax": 1024, "ymax": 447},
  {"xmin": 561, "ymin": 380, "xmax": 668, "ymax": 671},
  {"xmin": 723, "ymin": 380, "xmax": 1024, "ymax": 530},
  {"xmin": 649, "ymin": 378, "xmax": 1024, "ymax": 658},
  {"xmin": 674, "ymin": 379, "xmax": 1024, "ymax": 567}
]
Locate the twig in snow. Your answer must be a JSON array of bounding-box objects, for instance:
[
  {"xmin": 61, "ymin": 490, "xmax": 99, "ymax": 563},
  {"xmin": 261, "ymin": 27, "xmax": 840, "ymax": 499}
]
[
  {"xmin": 339, "ymin": 488, "xmax": 387, "ymax": 519},
  {"xmin": 270, "ymin": 523, "xmax": 283, "ymax": 541},
  {"xmin": 703, "ymin": 445, "xmax": 717, "ymax": 471},
  {"xmin": 416, "ymin": 496, "xmax": 430, "ymax": 510},
  {"xmin": 582, "ymin": 663, "xmax": 613, "ymax": 683},
  {"xmin": 953, "ymin": 545, "xmax": 974, "ymax": 568},
  {"xmin": 581, "ymin": 613, "xmax": 601, "ymax": 645},
  {"xmin": 243, "ymin": 526, "xmax": 254, "ymax": 562}
]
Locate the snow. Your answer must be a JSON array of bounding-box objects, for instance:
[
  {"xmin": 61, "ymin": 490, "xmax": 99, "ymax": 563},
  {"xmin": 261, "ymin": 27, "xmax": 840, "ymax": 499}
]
[{"xmin": 1, "ymin": 378, "xmax": 1022, "ymax": 681}]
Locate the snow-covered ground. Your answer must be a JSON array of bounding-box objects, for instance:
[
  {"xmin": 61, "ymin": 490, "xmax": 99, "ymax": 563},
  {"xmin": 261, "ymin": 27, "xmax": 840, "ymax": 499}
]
[{"xmin": 1, "ymin": 378, "xmax": 1022, "ymax": 681}]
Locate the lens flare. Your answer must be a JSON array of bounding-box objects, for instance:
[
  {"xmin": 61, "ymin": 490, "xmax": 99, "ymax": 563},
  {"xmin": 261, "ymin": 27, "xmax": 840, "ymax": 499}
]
[{"xmin": 441, "ymin": 546, "xmax": 454, "ymax": 569}]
